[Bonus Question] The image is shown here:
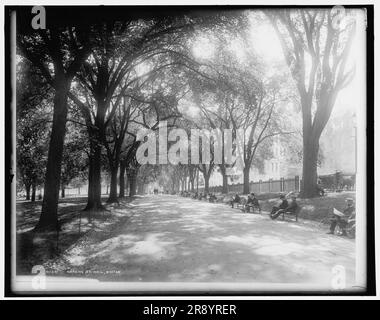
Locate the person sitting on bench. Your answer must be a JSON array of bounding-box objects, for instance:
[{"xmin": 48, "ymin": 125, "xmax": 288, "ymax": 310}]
[
  {"xmin": 199, "ymin": 193, "xmax": 207, "ymax": 200},
  {"xmin": 288, "ymin": 195, "xmax": 298, "ymax": 211},
  {"xmin": 327, "ymin": 198, "xmax": 355, "ymax": 236},
  {"xmin": 270, "ymin": 194, "xmax": 288, "ymax": 219},
  {"xmin": 271, "ymin": 194, "xmax": 298, "ymax": 220},
  {"xmin": 229, "ymin": 194, "xmax": 241, "ymax": 208},
  {"xmin": 245, "ymin": 193, "xmax": 261, "ymax": 213},
  {"xmin": 208, "ymin": 193, "xmax": 217, "ymax": 203},
  {"xmin": 284, "ymin": 195, "xmax": 299, "ymax": 218}
]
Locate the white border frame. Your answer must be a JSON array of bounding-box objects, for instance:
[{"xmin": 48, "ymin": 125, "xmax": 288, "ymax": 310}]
[{"xmin": 0, "ymin": 0, "xmax": 377, "ymax": 300}]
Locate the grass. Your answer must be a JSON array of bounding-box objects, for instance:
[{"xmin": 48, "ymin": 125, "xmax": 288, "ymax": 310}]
[{"xmin": 16, "ymin": 195, "xmax": 135, "ymax": 275}]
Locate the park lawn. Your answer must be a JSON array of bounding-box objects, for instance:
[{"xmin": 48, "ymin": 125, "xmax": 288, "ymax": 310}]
[{"xmin": 16, "ymin": 196, "xmax": 135, "ymax": 274}]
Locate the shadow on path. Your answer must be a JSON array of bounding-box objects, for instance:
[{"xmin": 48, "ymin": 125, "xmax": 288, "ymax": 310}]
[{"xmin": 42, "ymin": 195, "xmax": 355, "ymax": 288}]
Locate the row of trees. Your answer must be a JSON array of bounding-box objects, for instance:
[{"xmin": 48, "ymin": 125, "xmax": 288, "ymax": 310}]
[
  {"xmin": 16, "ymin": 7, "xmax": 356, "ymax": 234},
  {"xmin": 17, "ymin": 8, "xmax": 246, "ymax": 231}
]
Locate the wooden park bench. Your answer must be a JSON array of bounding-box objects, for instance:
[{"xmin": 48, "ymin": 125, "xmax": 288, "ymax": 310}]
[
  {"xmin": 207, "ymin": 195, "xmax": 232, "ymax": 205},
  {"xmin": 280, "ymin": 206, "xmax": 301, "ymax": 222},
  {"xmin": 230, "ymin": 196, "xmax": 247, "ymax": 211},
  {"xmin": 197, "ymin": 193, "xmax": 207, "ymax": 201},
  {"xmin": 229, "ymin": 196, "xmax": 261, "ymax": 214},
  {"xmin": 244, "ymin": 201, "xmax": 262, "ymax": 214}
]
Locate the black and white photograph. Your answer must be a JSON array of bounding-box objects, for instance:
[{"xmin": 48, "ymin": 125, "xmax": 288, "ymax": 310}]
[{"xmin": 2, "ymin": 3, "xmax": 375, "ymax": 298}]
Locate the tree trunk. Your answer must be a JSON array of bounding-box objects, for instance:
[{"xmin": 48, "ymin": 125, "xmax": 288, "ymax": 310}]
[
  {"xmin": 222, "ymin": 172, "xmax": 228, "ymax": 194},
  {"xmin": 84, "ymin": 97, "xmax": 107, "ymax": 210},
  {"xmin": 301, "ymin": 136, "xmax": 319, "ymax": 198},
  {"xmin": 128, "ymin": 171, "xmax": 137, "ymax": 197},
  {"xmin": 220, "ymin": 165, "xmax": 228, "ymax": 194},
  {"xmin": 84, "ymin": 138, "xmax": 103, "ymax": 210},
  {"xmin": 137, "ymin": 180, "xmax": 144, "ymax": 195},
  {"xmin": 61, "ymin": 185, "xmax": 65, "ymax": 198},
  {"xmin": 203, "ymin": 173, "xmax": 210, "ymax": 194},
  {"xmin": 243, "ymin": 165, "xmax": 250, "ymax": 194},
  {"xmin": 119, "ymin": 161, "xmax": 126, "ymax": 198},
  {"xmin": 196, "ymin": 170, "xmax": 199, "ymax": 192},
  {"xmin": 190, "ymin": 178, "xmax": 195, "ymax": 192},
  {"xmin": 25, "ymin": 183, "xmax": 31, "ymax": 201},
  {"xmin": 31, "ymin": 183, "xmax": 36, "ymax": 202},
  {"xmin": 107, "ymin": 164, "xmax": 119, "ymax": 203},
  {"xmin": 36, "ymin": 80, "xmax": 69, "ymax": 231}
]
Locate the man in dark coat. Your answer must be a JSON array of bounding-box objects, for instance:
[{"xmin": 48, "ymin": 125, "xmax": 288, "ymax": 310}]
[
  {"xmin": 270, "ymin": 194, "xmax": 289, "ymax": 219},
  {"xmin": 270, "ymin": 194, "xmax": 298, "ymax": 220},
  {"xmin": 229, "ymin": 194, "xmax": 241, "ymax": 208},
  {"xmin": 245, "ymin": 193, "xmax": 261, "ymax": 213}
]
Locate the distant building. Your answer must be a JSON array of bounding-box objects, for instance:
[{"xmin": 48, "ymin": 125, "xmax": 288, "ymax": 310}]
[
  {"xmin": 263, "ymin": 137, "xmax": 301, "ymax": 179},
  {"xmin": 208, "ymin": 137, "xmax": 301, "ymax": 187}
]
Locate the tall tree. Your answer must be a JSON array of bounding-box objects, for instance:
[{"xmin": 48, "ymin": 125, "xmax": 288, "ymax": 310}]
[
  {"xmin": 103, "ymin": 55, "xmax": 186, "ymax": 203},
  {"xmin": 70, "ymin": 17, "xmax": 197, "ymax": 209},
  {"xmin": 266, "ymin": 8, "xmax": 356, "ymax": 197},
  {"xmin": 17, "ymin": 22, "xmax": 92, "ymax": 230},
  {"xmin": 17, "ymin": 117, "xmax": 48, "ymax": 201},
  {"xmin": 190, "ymin": 35, "xmax": 287, "ymax": 194},
  {"xmin": 60, "ymin": 124, "xmax": 88, "ymax": 198},
  {"xmin": 16, "ymin": 59, "xmax": 51, "ymax": 201}
]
